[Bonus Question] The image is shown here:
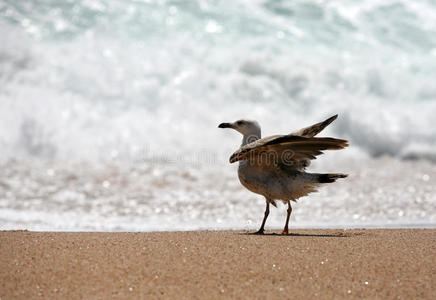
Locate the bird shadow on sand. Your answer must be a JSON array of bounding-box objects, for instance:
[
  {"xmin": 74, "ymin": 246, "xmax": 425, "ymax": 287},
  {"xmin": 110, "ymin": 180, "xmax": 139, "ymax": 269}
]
[{"xmin": 238, "ymin": 232, "xmax": 351, "ymax": 238}]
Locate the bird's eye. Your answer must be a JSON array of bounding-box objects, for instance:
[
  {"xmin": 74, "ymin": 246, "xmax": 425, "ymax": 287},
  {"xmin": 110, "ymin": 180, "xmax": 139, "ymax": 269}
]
[{"xmin": 236, "ymin": 121, "xmax": 243, "ymax": 126}]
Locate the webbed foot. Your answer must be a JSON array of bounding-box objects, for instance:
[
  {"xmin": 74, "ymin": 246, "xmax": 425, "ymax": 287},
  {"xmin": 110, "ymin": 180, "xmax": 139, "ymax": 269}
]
[{"xmin": 250, "ymin": 229, "xmax": 265, "ymax": 235}]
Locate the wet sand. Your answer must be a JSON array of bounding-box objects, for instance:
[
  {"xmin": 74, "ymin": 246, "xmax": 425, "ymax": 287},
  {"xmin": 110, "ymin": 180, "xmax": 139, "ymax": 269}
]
[{"xmin": 1, "ymin": 229, "xmax": 435, "ymax": 299}]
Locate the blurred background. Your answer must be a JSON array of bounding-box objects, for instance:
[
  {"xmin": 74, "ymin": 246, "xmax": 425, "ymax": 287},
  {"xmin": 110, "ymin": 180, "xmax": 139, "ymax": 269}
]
[{"xmin": 1, "ymin": 0, "xmax": 435, "ymax": 231}]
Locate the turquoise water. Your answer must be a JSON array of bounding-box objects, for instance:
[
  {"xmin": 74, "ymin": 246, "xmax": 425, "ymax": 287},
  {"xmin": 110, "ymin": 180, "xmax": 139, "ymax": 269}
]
[
  {"xmin": 1, "ymin": 0, "xmax": 436, "ymax": 160},
  {"xmin": 1, "ymin": 0, "xmax": 436, "ymax": 230}
]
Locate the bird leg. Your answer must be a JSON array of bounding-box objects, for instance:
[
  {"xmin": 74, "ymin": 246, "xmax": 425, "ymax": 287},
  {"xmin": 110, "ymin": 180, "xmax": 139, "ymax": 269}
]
[
  {"xmin": 254, "ymin": 200, "xmax": 270, "ymax": 235},
  {"xmin": 282, "ymin": 201, "xmax": 292, "ymax": 235}
]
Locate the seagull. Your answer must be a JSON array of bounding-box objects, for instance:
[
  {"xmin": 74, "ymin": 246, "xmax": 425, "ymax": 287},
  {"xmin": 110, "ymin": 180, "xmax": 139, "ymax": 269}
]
[{"xmin": 218, "ymin": 114, "xmax": 348, "ymax": 234}]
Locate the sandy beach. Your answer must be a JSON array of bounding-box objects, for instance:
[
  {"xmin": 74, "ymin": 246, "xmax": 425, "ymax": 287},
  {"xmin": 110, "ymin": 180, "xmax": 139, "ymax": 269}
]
[{"xmin": 0, "ymin": 229, "xmax": 435, "ymax": 299}]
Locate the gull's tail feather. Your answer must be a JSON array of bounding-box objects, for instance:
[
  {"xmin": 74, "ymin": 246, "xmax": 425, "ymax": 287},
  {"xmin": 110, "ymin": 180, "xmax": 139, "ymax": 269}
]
[{"xmin": 317, "ymin": 173, "xmax": 348, "ymax": 183}]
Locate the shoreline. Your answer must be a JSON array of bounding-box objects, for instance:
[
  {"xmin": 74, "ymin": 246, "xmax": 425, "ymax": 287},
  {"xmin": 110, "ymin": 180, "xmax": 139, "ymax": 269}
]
[{"xmin": 1, "ymin": 229, "xmax": 435, "ymax": 299}]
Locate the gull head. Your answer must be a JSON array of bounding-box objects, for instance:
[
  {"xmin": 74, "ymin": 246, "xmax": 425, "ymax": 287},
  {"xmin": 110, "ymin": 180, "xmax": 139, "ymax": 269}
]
[{"xmin": 218, "ymin": 120, "xmax": 261, "ymax": 138}]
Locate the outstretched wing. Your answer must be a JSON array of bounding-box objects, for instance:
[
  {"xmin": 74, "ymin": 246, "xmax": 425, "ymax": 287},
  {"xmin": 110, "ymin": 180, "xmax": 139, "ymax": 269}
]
[
  {"xmin": 291, "ymin": 114, "xmax": 338, "ymax": 138},
  {"xmin": 229, "ymin": 135, "xmax": 348, "ymax": 164}
]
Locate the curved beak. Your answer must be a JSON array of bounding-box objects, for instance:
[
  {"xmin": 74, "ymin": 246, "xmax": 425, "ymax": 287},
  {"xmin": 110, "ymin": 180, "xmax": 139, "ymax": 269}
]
[{"xmin": 218, "ymin": 122, "xmax": 233, "ymax": 129}]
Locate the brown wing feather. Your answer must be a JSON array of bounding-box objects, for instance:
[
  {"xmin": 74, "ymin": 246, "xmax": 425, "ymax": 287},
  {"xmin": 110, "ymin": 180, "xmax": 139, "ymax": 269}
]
[
  {"xmin": 229, "ymin": 135, "xmax": 348, "ymax": 164},
  {"xmin": 291, "ymin": 114, "xmax": 338, "ymax": 138}
]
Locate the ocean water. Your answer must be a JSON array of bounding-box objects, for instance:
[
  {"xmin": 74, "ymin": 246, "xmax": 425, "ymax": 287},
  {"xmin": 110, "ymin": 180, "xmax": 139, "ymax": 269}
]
[{"xmin": 1, "ymin": 0, "xmax": 436, "ymax": 231}]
